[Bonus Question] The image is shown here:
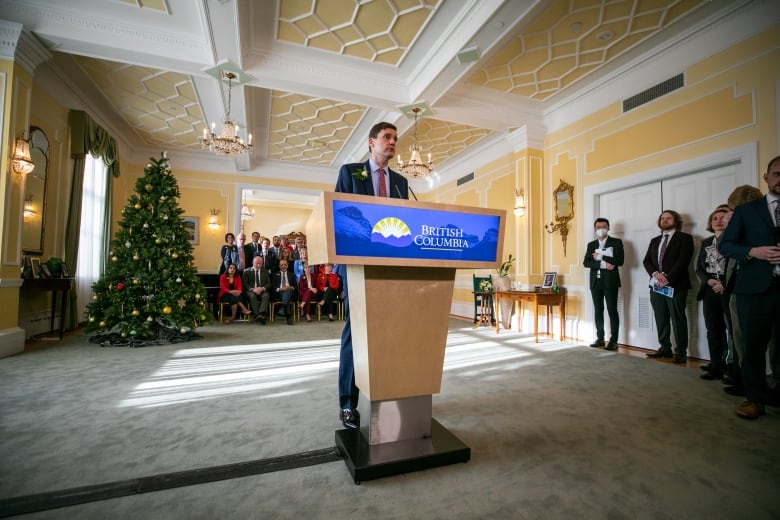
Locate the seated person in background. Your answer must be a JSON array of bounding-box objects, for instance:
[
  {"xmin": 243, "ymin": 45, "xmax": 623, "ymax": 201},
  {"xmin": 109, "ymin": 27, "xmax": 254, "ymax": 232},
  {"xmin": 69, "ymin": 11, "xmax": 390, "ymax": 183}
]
[
  {"xmin": 219, "ymin": 263, "xmax": 250, "ymax": 324},
  {"xmin": 242, "ymin": 255, "xmax": 271, "ymax": 324},
  {"xmin": 317, "ymin": 263, "xmax": 341, "ymax": 321},
  {"xmin": 272, "ymin": 259, "xmax": 297, "ymax": 325},
  {"xmin": 297, "ymin": 265, "xmax": 318, "ymax": 322}
]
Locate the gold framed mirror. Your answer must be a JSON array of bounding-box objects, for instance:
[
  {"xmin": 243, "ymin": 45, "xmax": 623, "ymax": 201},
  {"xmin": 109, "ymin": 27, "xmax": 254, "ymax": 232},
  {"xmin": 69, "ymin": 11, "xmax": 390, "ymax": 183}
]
[
  {"xmin": 553, "ymin": 180, "xmax": 574, "ymax": 220},
  {"xmin": 21, "ymin": 127, "xmax": 49, "ymax": 255},
  {"xmin": 545, "ymin": 179, "xmax": 575, "ymax": 256}
]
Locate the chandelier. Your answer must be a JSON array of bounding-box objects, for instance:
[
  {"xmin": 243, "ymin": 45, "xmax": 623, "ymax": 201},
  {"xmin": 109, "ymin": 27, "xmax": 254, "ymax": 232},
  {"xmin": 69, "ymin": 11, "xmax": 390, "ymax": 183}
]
[
  {"xmin": 396, "ymin": 107, "xmax": 433, "ymax": 179},
  {"xmin": 240, "ymin": 191, "xmax": 255, "ymax": 221},
  {"xmin": 200, "ymin": 71, "xmax": 253, "ymax": 156}
]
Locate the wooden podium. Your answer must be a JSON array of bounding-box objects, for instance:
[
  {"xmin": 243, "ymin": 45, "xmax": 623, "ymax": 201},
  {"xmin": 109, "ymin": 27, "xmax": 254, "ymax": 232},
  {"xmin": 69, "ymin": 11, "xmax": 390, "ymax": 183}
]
[{"xmin": 307, "ymin": 192, "xmax": 505, "ymax": 483}]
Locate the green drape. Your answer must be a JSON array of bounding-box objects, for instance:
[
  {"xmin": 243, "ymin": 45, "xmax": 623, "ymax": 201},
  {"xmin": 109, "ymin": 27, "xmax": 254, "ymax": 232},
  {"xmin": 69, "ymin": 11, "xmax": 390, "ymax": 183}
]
[{"xmin": 64, "ymin": 110, "xmax": 120, "ymax": 330}]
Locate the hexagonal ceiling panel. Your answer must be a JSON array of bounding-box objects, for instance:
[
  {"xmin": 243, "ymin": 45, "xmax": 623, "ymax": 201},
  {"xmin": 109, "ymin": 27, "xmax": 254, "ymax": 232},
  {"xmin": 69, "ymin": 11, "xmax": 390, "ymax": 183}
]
[
  {"xmin": 75, "ymin": 56, "xmax": 204, "ymax": 149},
  {"xmin": 268, "ymin": 90, "xmax": 368, "ymax": 165},
  {"xmin": 277, "ymin": 0, "xmax": 441, "ymax": 65},
  {"xmin": 469, "ymin": 0, "xmax": 707, "ymax": 100}
]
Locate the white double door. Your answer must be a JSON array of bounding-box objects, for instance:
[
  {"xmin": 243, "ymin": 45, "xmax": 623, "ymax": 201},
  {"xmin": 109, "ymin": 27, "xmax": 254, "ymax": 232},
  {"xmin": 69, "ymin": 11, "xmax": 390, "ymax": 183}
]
[{"xmin": 595, "ymin": 159, "xmax": 749, "ymax": 359}]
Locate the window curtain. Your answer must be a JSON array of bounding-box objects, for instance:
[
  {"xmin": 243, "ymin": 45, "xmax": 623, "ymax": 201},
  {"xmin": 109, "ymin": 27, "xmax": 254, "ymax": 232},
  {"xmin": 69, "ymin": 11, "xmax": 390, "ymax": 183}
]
[
  {"xmin": 75, "ymin": 155, "xmax": 108, "ymax": 324},
  {"xmin": 64, "ymin": 110, "xmax": 120, "ymax": 329}
]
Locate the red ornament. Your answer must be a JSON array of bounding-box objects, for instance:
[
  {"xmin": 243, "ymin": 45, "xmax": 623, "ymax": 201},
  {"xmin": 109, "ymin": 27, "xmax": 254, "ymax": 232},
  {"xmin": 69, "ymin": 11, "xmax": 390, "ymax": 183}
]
[{"xmin": 116, "ymin": 282, "xmax": 125, "ymax": 291}]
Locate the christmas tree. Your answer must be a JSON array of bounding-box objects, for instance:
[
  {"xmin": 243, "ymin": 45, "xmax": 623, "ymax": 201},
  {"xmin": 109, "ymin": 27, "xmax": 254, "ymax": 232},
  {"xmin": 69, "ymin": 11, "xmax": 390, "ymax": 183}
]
[{"xmin": 85, "ymin": 153, "xmax": 211, "ymax": 347}]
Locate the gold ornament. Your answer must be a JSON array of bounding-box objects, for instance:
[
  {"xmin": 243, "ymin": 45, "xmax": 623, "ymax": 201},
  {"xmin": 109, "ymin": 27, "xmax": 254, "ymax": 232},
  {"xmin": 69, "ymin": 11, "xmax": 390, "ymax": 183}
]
[
  {"xmin": 195, "ymin": 294, "xmax": 200, "ymax": 300},
  {"xmin": 135, "ymin": 203, "xmax": 141, "ymax": 209},
  {"xmin": 145, "ymin": 184, "xmax": 153, "ymax": 191},
  {"xmin": 121, "ymin": 332, "xmax": 127, "ymax": 337},
  {"xmin": 133, "ymin": 279, "xmax": 140, "ymax": 285},
  {"xmin": 99, "ymin": 321, "xmax": 106, "ymax": 328},
  {"xmin": 162, "ymin": 306, "xmax": 172, "ymax": 315},
  {"xmin": 177, "ymin": 298, "xmax": 186, "ymax": 309},
  {"xmin": 111, "ymin": 256, "xmax": 118, "ymax": 262},
  {"xmin": 155, "ymin": 238, "xmax": 162, "ymax": 244},
  {"xmin": 89, "ymin": 316, "xmax": 95, "ymax": 322},
  {"xmin": 92, "ymin": 294, "xmax": 98, "ymax": 301},
  {"xmin": 131, "ymin": 309, "xmax": 140, "ymax": 316},
  {"xmin": 147, "ymin": 316, "xmax": 153, "ymax": 322},
  {"xmin": 133, "ymin": 254, "xmax": 139, "ymax": 261},
  {"xmin": 171, "ymin": 253, "xmax": 178, "ymax": 259}
]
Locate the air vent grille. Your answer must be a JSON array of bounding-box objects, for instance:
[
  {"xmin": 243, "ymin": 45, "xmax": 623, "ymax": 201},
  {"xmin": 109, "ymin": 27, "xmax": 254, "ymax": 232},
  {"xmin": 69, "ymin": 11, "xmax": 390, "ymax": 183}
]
[
  {"xmin": 623, "ymin": 73, "xmax": 684, "ymax": 112},
  {"xmin": 457, "ymin": 172, "xmax": 474, "ymax": 186}
]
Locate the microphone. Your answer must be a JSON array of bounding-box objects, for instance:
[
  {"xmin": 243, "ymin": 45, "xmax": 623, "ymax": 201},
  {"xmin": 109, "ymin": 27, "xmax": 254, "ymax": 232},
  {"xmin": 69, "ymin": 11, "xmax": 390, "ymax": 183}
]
[{"xmin": 395, "ymin": 185, "xmax": 417, "ymax": 201}]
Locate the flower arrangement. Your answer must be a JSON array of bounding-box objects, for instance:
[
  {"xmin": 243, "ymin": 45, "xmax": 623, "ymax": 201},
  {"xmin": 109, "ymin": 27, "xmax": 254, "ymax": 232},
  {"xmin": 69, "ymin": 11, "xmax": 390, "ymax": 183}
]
[
  {"xmin": 479, "ymin": 279, "xmax": 493, "ymax": 291},
  {"xmin": 497, "ymin": 254, "xmax": 515, "ymax": 276},
  {"xmin": 352, "ymin": 167, "xmax": 368, "ymax": 181}
]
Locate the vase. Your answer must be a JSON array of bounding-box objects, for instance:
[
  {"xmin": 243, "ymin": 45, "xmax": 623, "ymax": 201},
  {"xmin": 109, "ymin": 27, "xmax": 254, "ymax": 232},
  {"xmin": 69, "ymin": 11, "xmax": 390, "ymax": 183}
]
[{"xmin": 493, "ymin": 274, "xmax": 513, "ymax": 329}]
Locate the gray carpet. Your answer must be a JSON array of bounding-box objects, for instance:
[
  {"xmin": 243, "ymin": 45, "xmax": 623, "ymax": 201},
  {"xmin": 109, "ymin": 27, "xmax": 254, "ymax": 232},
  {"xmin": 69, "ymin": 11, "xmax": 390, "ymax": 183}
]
[{"xmin": 1, "ymin": 319, "xmax": 778, "ymax": 519}]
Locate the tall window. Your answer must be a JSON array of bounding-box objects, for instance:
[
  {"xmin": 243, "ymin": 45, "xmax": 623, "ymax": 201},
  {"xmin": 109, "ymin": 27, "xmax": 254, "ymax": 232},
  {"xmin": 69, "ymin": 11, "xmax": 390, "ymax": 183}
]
[{"xmin": 76, "ymin": 153, "xmax": 108, "ymax": 324}]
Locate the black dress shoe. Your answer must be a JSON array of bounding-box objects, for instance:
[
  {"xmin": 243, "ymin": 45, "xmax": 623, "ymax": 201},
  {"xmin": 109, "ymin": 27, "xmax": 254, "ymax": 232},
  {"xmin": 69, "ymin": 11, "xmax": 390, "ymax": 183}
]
[
  {"xmin": 700, "ymin": 371, "xmax": 722, "ymax": 380},
  {"xmin": 339, "ymin": 409, "xmax": 359, "ymax": 429},
  {"xmin": 646, "ymin": 350, "xmax": 673, "ymax": 358},
  {"xmin": 672, "ymin": 354, "xmax": 687, "ymax": 364},
  {"xmin": 589, "ymin": 340, "xmax": 605, "ymax": 348},
  {"xmin": 605, "ymin": 342, "xmax": 618, "ymax": 351},
  {"xmin": 699, "ymin": 363, "xmax": 712, "ymax": 372},
  {"xmin": 723, "ymin": 385, "xmax": 745, "ymax": 397}
]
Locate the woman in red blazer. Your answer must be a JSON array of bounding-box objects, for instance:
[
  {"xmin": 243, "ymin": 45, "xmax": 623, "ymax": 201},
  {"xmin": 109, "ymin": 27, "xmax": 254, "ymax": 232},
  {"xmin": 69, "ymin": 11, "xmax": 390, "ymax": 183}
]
[
  {"xmin": 219, "ymin": 263, "xmax": 250, "ymax": 323},
  {"xmin": 316, "ymin": 263, "xmax": 341, "ymax": 321}
]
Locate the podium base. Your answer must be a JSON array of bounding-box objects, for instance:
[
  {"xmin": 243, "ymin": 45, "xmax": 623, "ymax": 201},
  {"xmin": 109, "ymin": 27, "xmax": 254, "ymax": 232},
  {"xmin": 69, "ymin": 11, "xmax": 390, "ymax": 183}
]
[{"xmin": 334, "ymin": 418, "xmax": 470, "ymax": 484}]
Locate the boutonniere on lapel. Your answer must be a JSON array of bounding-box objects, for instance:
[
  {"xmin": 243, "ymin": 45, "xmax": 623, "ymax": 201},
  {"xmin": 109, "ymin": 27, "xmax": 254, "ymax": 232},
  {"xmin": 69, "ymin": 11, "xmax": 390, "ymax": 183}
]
[{"xmin": 352, "ymin": 167, "xmax": 368, "ymax": 181}]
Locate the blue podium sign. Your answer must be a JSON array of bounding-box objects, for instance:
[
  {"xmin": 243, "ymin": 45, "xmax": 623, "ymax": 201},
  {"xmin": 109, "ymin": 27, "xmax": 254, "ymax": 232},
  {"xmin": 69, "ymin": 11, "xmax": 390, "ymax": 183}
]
[{"xmin": 332, "ymin": 199, "xmax": 501, "ymax": 263}]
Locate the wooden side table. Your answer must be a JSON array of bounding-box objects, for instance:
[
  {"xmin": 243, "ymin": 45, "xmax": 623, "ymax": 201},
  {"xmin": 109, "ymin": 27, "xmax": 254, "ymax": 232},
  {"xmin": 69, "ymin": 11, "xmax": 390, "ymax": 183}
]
[{"xmin": 21, "ymin": 277, "xmax": 75, "ymax": 339}]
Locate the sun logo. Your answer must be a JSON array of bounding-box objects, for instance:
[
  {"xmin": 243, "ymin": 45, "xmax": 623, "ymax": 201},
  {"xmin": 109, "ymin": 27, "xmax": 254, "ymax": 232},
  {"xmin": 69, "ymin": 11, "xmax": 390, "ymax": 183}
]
[{"xmin": 371, "ymin": 217, "xmax": 412, "ymax": 246}]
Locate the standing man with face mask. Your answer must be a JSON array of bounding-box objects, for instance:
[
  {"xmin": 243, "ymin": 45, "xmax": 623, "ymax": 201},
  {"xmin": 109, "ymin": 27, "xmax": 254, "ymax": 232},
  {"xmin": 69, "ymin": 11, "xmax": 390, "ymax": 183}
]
[{"xmin": 583, "ymin": 218, "xmax": 625, "ymax": 351}]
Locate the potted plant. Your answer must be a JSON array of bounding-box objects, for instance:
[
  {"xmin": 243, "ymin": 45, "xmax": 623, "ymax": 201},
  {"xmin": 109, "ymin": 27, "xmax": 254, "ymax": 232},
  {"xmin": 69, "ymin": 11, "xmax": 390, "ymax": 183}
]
[{"xmin": 493, "ymin": 254, "xmax": 515, "ymax": 328}]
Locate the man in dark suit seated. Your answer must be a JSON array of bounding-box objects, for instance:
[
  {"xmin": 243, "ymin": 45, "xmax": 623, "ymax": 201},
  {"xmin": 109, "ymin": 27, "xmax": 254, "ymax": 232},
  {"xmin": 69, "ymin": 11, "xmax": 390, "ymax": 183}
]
[
  {"xmin": 642, "ymin": 210, "xmax": 694, "ymax": 364},
  {"xmin": 719, "ymin": 155, "xmax": 780, "ymax": 419},
  {"xmin": 242, "ymin": 255, "xmax": 271, "ymax": 324},
  {"xmin": 583, "ymin": 217, "xmax": 624, "ymax": 351},
  {"xmin": 272, "ymin": 259, "xmax": 296, "ymax": 325},
  {"xmin": 334, "ymin": 121, "xmax": 409, "ymax": 430}
]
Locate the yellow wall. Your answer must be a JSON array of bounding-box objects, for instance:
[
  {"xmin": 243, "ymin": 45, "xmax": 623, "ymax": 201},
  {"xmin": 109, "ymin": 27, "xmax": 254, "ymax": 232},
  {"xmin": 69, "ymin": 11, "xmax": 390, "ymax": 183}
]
[{"xmin": 8, "ymin": 25, "xmax": 780, "ymax": 343}]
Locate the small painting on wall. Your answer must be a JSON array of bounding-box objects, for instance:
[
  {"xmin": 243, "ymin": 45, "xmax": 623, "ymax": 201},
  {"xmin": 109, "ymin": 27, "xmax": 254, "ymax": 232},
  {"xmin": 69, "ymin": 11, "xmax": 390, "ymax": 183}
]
[{"xmin": 182, "ymin": 216, "xmax": 199, "ymax": 245}]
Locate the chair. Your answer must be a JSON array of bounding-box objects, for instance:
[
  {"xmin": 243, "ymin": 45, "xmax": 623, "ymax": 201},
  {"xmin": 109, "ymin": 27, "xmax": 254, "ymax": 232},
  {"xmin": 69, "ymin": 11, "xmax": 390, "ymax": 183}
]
[
  {"xmin": 271, "ymin": 297, "xmax": 299, "ymax": 323},
  {"xmin": 473, "ymin": 275, "xmax": 495, "ymax": 324},
  {"xmin": 219, "ymin": 301, "xmax": 250, "ymax": 323}
]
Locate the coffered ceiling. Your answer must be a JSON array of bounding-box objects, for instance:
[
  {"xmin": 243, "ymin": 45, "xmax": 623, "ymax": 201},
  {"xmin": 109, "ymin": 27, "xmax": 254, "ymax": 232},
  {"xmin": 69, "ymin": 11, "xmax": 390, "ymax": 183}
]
[{"xmin": 0, "ymin": 0, "xmax": 759, "ymax": 193}]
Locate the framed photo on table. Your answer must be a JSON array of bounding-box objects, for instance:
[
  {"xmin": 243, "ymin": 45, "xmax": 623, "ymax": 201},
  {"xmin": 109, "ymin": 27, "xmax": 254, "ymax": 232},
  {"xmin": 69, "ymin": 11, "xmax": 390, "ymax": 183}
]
[
  {"xmin": 31, "ymin": 258, "xmax": 42, "ymax": 279},
  {"xmin": 542, "ymin": 272, "xmax": 557, "ymax": 289}
]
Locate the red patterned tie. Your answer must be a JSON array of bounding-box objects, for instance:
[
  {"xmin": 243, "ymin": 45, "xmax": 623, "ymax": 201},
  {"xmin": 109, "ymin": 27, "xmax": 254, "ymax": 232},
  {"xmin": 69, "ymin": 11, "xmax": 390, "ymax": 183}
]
[{"xmin": 378, "ymin": 168, "xmax": 387, "ymax": 197}]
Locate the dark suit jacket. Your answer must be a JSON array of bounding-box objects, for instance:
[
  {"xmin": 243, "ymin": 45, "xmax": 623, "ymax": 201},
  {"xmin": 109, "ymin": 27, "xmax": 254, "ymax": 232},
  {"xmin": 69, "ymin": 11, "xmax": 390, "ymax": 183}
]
[
  {"xmin": 257, "ymin": 250, "xmax": 277, "ymax": 273},
  {"xmin": 272, "ymin": 270, "xmax": 297, "ymax": 298},
  {"xmin": 642, "ymin": 230, "xmax": 694, "ymax": 289},
  {"xmin": 719, "ymin": 196, "xmax": 776, "ymax": 295},
  {"xmin": 583, "ymin": 236, "xmax": 624, "ymax": 289},
  {"xmin": 335, "ymin": 161, "xmax": 409, "ymax": 199},
  {"xmin": 695, "ymin": 235, "xmax": 726, "ymax": 300},
  {"xmin": 242, "ymin": 267, "xmax": 271, "ymax": 294},
  {"xmin": 245, "ymin": 242, "xmax": 261, "ymax": 259}
]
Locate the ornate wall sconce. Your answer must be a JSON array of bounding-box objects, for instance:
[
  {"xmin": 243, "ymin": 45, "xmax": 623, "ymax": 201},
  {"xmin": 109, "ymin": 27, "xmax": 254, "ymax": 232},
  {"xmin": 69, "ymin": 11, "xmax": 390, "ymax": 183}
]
[
  {"xmin": 23, "ymin": 195, "xmax": 37, "ymax": 220},
  {"xmin": 545, "ymin": 179, "xmax": 574, "ymax": 256},
  {"xmin": 208, "ymin": 209, "xmax": 220, "ymax": 230},
  {"xmin": 11, "ymin": 132, "xmax": 34, "ymax": 175},
  {"xmin": 513, "ymin": 187, "xmax": 526, "ymax": 217}
]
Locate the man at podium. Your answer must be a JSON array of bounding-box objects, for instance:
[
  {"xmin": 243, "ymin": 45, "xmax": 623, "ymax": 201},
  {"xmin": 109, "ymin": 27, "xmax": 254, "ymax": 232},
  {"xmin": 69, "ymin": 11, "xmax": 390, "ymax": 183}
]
[{"xmin": 334, "ymin": 121, "xmax": 409, "ymax": 429}]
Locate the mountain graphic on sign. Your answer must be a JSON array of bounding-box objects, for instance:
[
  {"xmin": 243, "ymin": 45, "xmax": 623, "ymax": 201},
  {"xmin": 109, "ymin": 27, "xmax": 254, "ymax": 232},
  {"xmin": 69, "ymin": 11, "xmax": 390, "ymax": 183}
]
[{"xmin": 370, "ymin": 217, "xmax": 413, "ymax": 247}]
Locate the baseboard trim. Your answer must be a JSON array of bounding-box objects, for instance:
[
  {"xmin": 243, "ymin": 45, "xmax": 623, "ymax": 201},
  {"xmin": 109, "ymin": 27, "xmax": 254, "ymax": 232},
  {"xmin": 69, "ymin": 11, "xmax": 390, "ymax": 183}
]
[{"xmin": 0, "ymin": 327, "xmax": 25, "ymax": 358}]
